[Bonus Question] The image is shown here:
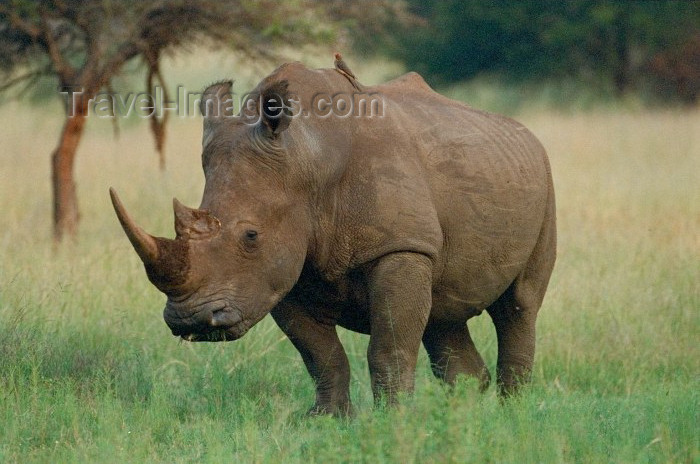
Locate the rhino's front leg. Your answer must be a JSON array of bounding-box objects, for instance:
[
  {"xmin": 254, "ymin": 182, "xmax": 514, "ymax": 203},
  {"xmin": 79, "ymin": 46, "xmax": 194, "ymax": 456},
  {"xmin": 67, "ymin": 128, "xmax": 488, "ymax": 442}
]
[
  {"xmin": 366, "ymin": 252, "xmax": 432, "ymax": 405},
  {"xmin": 271, "ymin": 303, "xmax": 352, "ymax": 416}
]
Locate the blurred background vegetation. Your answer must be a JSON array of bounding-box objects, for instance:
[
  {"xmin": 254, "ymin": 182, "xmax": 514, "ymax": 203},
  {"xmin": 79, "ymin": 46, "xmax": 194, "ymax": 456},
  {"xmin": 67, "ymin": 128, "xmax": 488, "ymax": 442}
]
[
  {"xmin": 363, "ymin": 0, "xmax": 700, "ymax": 107},
  {"xmin": 3, "ymin": 0, "xmax": 699, "ymax": 107}
]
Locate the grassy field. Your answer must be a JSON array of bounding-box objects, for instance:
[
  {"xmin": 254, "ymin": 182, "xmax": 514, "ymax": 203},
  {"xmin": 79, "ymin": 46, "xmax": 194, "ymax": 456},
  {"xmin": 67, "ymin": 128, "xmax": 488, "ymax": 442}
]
[{"xmin": 0, "ymin": 59, "xmax": 698, "ymax": 462}]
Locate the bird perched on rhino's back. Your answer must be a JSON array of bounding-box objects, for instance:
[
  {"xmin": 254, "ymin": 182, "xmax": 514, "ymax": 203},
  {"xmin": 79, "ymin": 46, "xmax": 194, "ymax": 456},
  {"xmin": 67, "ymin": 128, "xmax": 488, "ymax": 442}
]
[{"xmin": 334, "ymin": 52, "xmax": 362, "ymax": 91}]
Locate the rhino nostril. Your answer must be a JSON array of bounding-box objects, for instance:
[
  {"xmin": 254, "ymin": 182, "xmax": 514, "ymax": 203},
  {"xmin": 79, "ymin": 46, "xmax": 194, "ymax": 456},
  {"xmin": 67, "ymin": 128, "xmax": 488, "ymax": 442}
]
[
  {"xmin": 211, "ymin": 308, "xmax": 242, "ymax": 327},
  {"xmin": 211, "ymin": 308, "xmax": 226, "ymax": 326}
]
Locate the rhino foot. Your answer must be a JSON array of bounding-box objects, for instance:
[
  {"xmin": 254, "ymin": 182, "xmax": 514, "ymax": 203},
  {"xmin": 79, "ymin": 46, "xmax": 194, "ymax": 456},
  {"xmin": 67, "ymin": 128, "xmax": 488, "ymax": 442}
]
[{"xmin": 307, "ymin": 401, "xmax": 354, "ymax": 418}]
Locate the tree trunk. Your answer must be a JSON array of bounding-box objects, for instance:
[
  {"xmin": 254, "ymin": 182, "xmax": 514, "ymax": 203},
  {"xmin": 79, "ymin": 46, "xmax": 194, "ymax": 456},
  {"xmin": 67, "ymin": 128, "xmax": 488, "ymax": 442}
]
[{"xmin": 52, "ymin": 111, "xmax": 87, "ymax": 242}]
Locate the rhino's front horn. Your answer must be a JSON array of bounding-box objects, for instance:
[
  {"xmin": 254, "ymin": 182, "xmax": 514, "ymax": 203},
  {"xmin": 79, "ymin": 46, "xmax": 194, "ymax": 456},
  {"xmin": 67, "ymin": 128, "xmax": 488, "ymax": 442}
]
[{"xmin": 109, "ymin": 187, "xmax": 160, "ymax": 264}]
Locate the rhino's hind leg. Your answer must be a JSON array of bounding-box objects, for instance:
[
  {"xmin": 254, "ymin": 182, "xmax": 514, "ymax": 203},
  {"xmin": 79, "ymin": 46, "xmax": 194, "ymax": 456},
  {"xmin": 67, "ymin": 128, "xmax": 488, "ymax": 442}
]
[
  {"xmin": 422, "ymin": 320, "xmax": 491, "ymax": 390},
  {"xmin": 487, "ymin": 285, "xmax": 538, "ymax": 396},
  {"xmin": 488, "ymin": 172, "xmax": 556, "ymax": 396},
  {"xmin": 271, "ymin": 304, "xmax": 352, "ymax": 416},
  {"xmin": 487, "ymin": 220, "xmax": 555, "ymax": 394}
]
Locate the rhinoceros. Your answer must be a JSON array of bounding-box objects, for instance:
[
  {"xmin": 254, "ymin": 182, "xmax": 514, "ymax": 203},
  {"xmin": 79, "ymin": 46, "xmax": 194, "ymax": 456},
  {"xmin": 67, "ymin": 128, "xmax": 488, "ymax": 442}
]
[{"xmin": 110, "ymin": 61, "xmax": 556, "ymax": 415}]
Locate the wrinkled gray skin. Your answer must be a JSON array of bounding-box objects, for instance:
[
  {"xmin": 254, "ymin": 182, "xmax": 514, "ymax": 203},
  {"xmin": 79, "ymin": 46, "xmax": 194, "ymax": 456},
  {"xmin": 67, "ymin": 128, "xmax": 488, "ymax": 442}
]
[{"xmin": 111, "ymin": 62, "xmax": 556, "ymax": 415}]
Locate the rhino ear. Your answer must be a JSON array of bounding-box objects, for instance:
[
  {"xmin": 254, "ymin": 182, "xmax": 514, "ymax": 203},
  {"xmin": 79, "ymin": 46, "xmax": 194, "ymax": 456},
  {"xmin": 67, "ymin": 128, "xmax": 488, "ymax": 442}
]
[
  {"xmin": 200, "ymin": 80, "xmax": 234, "ymax": 145},
  {"xmin": 173, "ymin": 198, "xmax": 221, "ymax": 240},
  {"xmin": 259, "ymin": 80, "xmax": 292, "ymax": 136},
  {"xmin": 200, "ymin": 80, "xmax": 234, "ymax": 119}
]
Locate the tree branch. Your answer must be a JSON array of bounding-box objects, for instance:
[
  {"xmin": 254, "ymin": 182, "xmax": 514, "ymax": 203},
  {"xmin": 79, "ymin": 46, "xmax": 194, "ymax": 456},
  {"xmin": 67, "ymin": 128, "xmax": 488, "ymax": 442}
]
[
  {"xmin": 107, "ymin": 82, "xmax": 121, "ymax": 139},
  {"xmin": 0, "ymin": 5, "xmax": 76, "ymax": 82},
  {"xmin": 39, "ymin": 11, "xmax": 73, "ymax": 81},
  {"xmin": 0, "ymin": 5, "xmax": 41, "ymax": 38},
  {"xmin": 94, "ymin": 41, "xmax": 141, "ymax": 90},
  {"xmin": 0, "ymin": 66, "xmax": 53, "ymax": 93}
]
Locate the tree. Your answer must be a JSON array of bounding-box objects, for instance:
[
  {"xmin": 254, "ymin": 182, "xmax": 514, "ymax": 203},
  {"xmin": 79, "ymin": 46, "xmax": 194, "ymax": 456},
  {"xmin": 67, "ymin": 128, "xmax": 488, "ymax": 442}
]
[
  {"xmin": 648, "ymin": 33, "xmax": 700, "ymax": 104},
  {"xmin": 381, "ymin": 0, "xmax": 700, "ymax": 99},
  {"xmin": 0, "ymin": 0, "xmax": 402, "ymax": 242}
]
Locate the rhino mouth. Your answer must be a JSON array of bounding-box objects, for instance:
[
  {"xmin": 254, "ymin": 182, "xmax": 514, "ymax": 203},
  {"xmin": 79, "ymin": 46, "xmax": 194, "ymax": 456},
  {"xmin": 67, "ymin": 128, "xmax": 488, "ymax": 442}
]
[
  {"xmin": 181, "ymin": 326, "xmax": 245, "ymax": 342},
  {"xmin": 180, "ymin": 316, "xmax": 250, "ymax": 342},
  {"xmin": 165, "ymin": 300, "xmax": 249, "ymax": 342}
]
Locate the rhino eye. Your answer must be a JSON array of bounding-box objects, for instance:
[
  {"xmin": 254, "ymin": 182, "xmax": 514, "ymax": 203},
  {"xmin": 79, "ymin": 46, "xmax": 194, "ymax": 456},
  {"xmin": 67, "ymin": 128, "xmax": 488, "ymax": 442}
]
[{"xmin": 242, "ymin": 229, "xmax": 259, "ymax": 253}]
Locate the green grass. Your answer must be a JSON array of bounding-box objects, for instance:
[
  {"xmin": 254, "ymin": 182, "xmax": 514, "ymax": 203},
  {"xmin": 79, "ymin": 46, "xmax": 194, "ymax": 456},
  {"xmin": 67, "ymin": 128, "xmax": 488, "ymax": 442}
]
[{"xmin": 1, "ymin": 58, "xmax": 698, "ymax": 462}]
